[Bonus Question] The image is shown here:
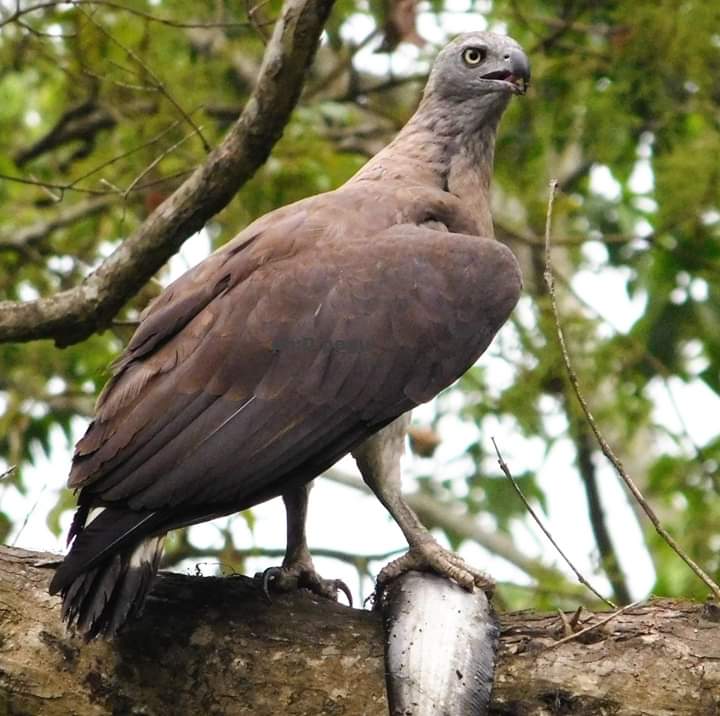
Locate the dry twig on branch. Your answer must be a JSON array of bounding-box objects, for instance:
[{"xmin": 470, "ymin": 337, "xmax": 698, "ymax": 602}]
[{"xmin": 492, "ymin": 437, "xmax": 615, "ymax": 608}]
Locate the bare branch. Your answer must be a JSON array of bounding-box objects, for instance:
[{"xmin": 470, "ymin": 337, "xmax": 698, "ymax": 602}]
[
  {"xmin": 122, "ymin": 127, "xmax": 201, "ymax": 198},
  {"xmin": 13, "ymin": 101, "xmax": 119, "ymax": 167},
  {"xmin": 65, "ymin": 115, "xmax": 191, "ymax": 191},
  {"xmin": 0, "ymin": 466, "xmax": 16, "ymax": 482},
  {"xmin": 0, "ymin": 0, "xmax": 253, "ymax": 31},
  {"xmin": 0, "ymin": 117, "xmax": 196, "ymax": 203},
  {"xmin": 491, "ymin": 438, "xmax": 615, "ymax": 609},
  {"xmin": 542, "ymin": 180, "xmax": 720, "ymax": 603},
  {"xmin": 0, "ymin": 173, "xmax": 107, "ymax": 197},
  {"xmin": 0, "ymin": 0, "xmax": 336, "ymax": 347},
  {"xmin": 3, "ymin": 546, "xmax": 719, "ymax": 715},
  {"xmin": 15, "ymin": 18, "xmax": 76, "ymax": 38},
  {"xmin": 0, "ymin": 196, "xmax": 115, "ymax": 256},
  {"xmin": 161, "ymin": 543, "xmax": 403, "ymax": 573}
]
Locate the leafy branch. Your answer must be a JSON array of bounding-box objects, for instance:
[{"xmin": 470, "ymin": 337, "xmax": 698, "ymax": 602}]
[{"xmin": 0, "ymin": 0, "xmax": 336, "ymax": 347}]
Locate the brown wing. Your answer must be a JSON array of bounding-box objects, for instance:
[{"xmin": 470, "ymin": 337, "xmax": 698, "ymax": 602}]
[{"xmin": 71, "ymin": 218, "xmax": 521, "ymax": 521}]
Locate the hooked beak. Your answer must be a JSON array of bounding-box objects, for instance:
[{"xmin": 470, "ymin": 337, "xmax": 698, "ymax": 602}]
[{"xmin": 481, "ymin": 48, "xmax": 531, "ymax": 95}]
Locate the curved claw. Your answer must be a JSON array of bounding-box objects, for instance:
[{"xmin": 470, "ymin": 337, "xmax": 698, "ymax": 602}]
[
  {"xmin": 260, "ymin": 566, "xmax": 283, "ymax": 604},
  {"xmin": 335, "ymin": 579, "xmax": 353, "ymax": 608},
  {"xmin": 257, "ymin": 566, "xmax": 353, "ymax": 607},
  {"xmin": 297, "ymin": 572, "xmax": 353, "ymax": 607}
]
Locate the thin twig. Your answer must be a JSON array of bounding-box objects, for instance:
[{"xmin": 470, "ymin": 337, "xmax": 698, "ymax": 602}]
[
  {"xmin": 0, "ymin": 173, "xmax": 106, "ymax": 197},
  {"xmin": 545, "ymin": 599, "xmax": 646, "ymax": 650},
  {"xmin": 0, "ymin": 0, "xmax": 252, "ymax": 30},
  {"xmin": 491, "ymin": 437, "xmax": 615, "ymax": 608},
  {"xmin": 0, "ymin": 118, "xmax": 195, "ymax": 201},
  {"xmin": 11, "ymin": 480, "xmax": 49, "ymax": 546},
  {"xmin": 78, "ymin": 7, "xmax": 210, "ymax": 152},
  {"xmin": 542, "ymin": 179, "xmax": 720, "ymax": 602},
  {"xmin": 16, "ymin": 18, "xmax": 76, "ymax": 37},
  {"xmin": 123, "ymin": 127, "xmax": 201, "ymax": 198},
  {"xmin": 0, "ymin": 465, "xmax": 16, "ymax": 481},
  {"xmin": 66, "ymin": 116, "xmax": 187, "ymax": 190},
  {"xmin": 29, "ymin": 174, "xmax": 63, "ymax": 202},
  {"xmin": 0, "ymin": 169, "xmax": 193, "ymax": 199},
  {"xmin": 79, "ymin": 65, "xmax": 158, "ymax": 92},
  {"xmin": 550, "ymin": 264, "xmax": 713, "ymax": 483},
  {"xmin": 132, "ymin": 169, "xmax": 194, "ymax": 191},
  {"xmin": 163, "ymin": 543, "xmax": 404, "ymax": 572},
  {"xmin": 246, "ymin": 0, "xmax": 273, "ymax": 42}
]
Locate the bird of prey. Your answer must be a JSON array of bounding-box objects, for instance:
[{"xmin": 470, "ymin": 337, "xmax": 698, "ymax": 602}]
[{"xmin": 50, "ymin": 31, "xmax": 529, "ymax": 638}]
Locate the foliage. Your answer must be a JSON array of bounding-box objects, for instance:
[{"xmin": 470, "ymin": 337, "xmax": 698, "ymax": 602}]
[{"xmin": 0, "ymin": 0, "xmax": 718, "ymax": 610}]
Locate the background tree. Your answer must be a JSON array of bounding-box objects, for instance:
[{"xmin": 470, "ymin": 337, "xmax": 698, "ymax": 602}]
[{"xmin": 0, "ymin": 0, "xmax": 719, "ymax": 616}]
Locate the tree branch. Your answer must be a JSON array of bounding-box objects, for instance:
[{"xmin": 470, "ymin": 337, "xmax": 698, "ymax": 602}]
[
  {"xmin": 0, "ymin": 196, "xmax": 115, "ymax": 257},
  {"xmin": 0, "ymin": 0, "xmax": 253, "ymax": 31},
  {"xmin": 13, "ymin": 100, "xmax": 118, "ymax": 167},
  {"xmin": 0, "ymin": 0, "xmax": 336, "ymax": 347},
  {"xmin": 2, "ymin": 546, "xmax": 719, "ymax": 715}
]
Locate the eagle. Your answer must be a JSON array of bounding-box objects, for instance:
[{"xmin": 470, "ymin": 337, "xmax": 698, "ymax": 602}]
[{"xmin": 50, "ymin": 31, "xmax": 529, "ymax": 638}]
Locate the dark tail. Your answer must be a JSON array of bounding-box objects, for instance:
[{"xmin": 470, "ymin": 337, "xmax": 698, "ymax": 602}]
[{"xmin": 49, "ymin": 507, "xmax": 164, "ymax": 639}]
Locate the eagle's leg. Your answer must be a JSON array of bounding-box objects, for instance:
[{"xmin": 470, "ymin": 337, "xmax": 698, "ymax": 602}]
[
  {"xmin": 353, "ymin": 416, "xmax": 494, "ymax": 594},
  {"xmin": 257, "ymin": 481, "xmax": 352, "ymax": 605}
]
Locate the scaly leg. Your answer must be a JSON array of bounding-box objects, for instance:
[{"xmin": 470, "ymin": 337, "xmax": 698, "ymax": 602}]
[
  {"xmin": 352, "ymin": 415, "xmax": 494, "ymax": 594},
  {"xmin": 257, "ymin": 481, "xmax": 352, "ymax": 605}
]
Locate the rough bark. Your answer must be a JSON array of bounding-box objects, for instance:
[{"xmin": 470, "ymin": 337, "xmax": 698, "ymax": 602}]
[
  {"xmin": 1, "ymin": 546, "xmax": 386, "ymax": 716},
  {"xmin": 0, "ymin": 0, "xmax": 335, "ymax": 347},
  {"xmin": 2, "ymin": 546, "xmax": 719, "ymax": 716}
]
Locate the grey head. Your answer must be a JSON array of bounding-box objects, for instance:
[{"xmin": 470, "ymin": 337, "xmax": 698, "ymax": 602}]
[
  {"xmin": 424, "ymin": 31, "xmax": 530, "ymax": 106},
  {"xmin": 350, "ymin": 31, "xmax": 530, "ymax": 188}
]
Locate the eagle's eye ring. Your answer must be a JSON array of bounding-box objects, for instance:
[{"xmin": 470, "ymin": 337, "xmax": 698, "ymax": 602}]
[{"xmin": 462, "ymin": 47, "xmax": 486, "ymax": 66}]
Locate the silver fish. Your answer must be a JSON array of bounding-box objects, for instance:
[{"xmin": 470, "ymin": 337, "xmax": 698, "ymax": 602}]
[{"xmin": 382, "ymin": 571, "xmax": 499, "ymax": 715}]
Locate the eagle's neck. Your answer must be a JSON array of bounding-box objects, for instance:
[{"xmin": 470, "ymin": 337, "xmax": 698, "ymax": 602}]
[{"xmin": 351, "ymin": 94, "xmax": 509, "ymax": 237}]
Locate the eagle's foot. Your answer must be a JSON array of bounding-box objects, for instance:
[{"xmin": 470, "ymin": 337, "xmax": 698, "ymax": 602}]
[
  {"xmin": 256, "ymin": 563, "xmax": 353, "ymax": 607},
  {"xmin": 376, "ymin": 540, "xmax": 495, "ymax": 594}
]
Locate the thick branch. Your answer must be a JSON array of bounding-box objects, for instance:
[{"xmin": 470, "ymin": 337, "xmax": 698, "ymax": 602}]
[
  {"xmin": 2, "ymin": 546, "xmax": 719, "ymax": 715},
  {"xmin": 0, "ymin": 0, "xmax": 335, "ymax": 347}
]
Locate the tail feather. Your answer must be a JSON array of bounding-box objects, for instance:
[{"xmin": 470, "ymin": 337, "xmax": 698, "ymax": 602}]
[
  {"xmin": 74, "ymin": 554, "xmax": 122, "ymax": 635},
  {"xmin": 49, "ymin": 506, "xmax": 158, "ymax": 593},
  {"xmin": 62, "ymin": 564, "xmax": 100, "ymax": 623},
  {"xmin": 50, "ymin": 506, "xmax": 165, "ymax": 638},
  {"xmin": 104, "ymin": 546, "xmax": 160, "ymax": 636}
]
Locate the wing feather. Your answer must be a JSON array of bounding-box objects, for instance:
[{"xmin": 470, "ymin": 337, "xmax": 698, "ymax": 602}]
[{"xmin": 72, "ymin": 218, "xmax": 521, "ymax": 528}]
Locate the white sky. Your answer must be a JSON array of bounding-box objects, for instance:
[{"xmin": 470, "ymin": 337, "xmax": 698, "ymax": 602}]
[{"xmin": 3, "ymin": 1, "xmax": 719, "ymax": 607}]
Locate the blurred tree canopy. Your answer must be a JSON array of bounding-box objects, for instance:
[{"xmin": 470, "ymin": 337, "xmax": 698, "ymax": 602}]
[{"xmin": 0, "ymin": 0, "xmax": 719, "ymax": 611}]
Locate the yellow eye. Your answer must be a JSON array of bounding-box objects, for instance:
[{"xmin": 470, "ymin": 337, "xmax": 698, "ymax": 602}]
[{"xmin": 462, "ymin": 47, "xmax": 486, "ymax": 66}]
